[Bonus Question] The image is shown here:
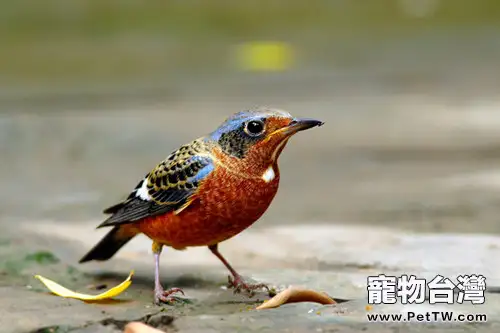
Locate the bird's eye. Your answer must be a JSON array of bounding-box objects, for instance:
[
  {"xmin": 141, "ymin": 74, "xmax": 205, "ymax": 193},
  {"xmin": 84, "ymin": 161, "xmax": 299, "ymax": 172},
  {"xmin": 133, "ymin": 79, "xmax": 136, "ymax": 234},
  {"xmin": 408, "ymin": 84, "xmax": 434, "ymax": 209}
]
[{"xmin": 244, "ymin": 120, "xmax": 265, "ymax": 136}]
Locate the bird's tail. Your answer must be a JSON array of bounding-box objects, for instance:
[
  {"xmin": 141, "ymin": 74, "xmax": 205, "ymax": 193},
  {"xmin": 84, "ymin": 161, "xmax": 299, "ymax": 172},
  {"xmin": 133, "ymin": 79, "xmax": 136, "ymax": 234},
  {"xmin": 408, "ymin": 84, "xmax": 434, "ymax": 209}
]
[{"xmin": 79, "ymin": 225, "xmax": 139, "ymax": 263}]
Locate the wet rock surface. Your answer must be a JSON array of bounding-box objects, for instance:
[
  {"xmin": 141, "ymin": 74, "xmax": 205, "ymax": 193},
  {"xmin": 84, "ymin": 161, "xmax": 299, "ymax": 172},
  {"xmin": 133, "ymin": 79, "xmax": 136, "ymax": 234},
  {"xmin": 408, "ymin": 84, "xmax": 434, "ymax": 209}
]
[
  {"xmin": 1, "ymin": 220, "xmax": 499, "ymax": 333},
  {"xmin": 3, "ymin": 81, "xmax": 500, "ymax": 332}
]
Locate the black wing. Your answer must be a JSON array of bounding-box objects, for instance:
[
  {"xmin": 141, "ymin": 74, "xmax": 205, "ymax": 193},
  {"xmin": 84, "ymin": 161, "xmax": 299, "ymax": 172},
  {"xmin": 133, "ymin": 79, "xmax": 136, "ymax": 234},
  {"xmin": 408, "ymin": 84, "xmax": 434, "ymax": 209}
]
[{"xmin": 98, "ymin": 141, "xmax": 214, "ymax": 228}]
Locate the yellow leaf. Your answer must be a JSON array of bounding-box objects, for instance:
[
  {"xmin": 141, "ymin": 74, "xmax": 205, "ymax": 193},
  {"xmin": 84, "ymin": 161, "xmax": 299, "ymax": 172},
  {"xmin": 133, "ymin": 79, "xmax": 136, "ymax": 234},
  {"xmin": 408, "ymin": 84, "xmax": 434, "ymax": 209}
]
[{"xmin": 34, "ymin": 270, "xmax": 134, "ymax": 301}]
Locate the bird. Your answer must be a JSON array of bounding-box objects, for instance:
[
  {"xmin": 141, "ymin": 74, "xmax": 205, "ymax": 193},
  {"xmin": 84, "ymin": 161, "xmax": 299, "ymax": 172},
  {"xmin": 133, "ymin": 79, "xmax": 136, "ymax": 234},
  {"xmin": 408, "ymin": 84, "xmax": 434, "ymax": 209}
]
[{"xmin": 79, "ymin": 107, "xmax": 324, "ymax": 305}]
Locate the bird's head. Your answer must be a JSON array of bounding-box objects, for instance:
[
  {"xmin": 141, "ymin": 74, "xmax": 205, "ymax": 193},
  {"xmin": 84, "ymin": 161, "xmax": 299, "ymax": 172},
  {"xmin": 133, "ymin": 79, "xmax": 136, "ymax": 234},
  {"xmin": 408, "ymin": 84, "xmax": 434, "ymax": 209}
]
[{"xmin": 209, "ymin": 107, "xmax": 323, "ymax": 170}]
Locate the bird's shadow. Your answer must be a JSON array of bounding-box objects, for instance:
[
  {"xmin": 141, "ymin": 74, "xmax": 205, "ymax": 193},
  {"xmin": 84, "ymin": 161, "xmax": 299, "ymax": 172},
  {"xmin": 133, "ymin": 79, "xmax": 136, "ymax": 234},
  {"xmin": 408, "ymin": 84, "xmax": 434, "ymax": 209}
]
[
  {"xmin": 84, "ymin": 298, "xmax": 133, "ymax": 305},
  {"xmin": 85, "ymin": 270, "xmax": 278, "ymax": 305},
  {"xmin": 85, "ymin": 270, "xmax": 353, "ymax": 306},
  {"xmin": 89, "ymin": 270, "xmax": 222, "ymax": 289}
]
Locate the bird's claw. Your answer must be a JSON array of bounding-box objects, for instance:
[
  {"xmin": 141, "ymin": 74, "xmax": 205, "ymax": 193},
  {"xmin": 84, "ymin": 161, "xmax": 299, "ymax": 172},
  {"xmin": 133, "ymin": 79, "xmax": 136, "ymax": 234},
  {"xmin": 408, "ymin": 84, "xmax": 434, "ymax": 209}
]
[
  {"xmin": 227, "ymin": 275, "xmax": 270, "ymax": 297},
  {"xmin": 154, "ymin": 286, "xmax": 185, "ymax": 305}
]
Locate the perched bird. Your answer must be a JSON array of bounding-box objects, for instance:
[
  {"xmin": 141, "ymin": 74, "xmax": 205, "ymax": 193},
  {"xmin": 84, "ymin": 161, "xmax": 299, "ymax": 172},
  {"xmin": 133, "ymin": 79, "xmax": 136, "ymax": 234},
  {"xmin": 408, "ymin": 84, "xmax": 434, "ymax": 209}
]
[{"xmin": 80, "ymin": 107, "xmax": 323, "ymax": 305}]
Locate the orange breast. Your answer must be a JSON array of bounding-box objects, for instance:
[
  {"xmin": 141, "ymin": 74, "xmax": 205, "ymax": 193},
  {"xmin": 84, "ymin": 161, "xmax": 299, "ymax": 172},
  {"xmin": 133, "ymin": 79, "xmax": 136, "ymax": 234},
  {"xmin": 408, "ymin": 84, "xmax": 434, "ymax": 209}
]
[{"xmin": 137, "ymin": 165, "xmax": 279, "ymax": 249}]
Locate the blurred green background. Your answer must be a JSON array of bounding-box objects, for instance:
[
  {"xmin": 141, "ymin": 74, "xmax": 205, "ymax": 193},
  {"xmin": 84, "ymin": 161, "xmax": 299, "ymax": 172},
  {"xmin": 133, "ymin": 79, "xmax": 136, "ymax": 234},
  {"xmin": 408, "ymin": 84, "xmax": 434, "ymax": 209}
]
[
  {"xmin": 2, "ymin": 0, "xmax": 500, "ymax": 235},
  {"xmin": 2, "ymin": 0, "xmax": 500, "ymax": 105}
]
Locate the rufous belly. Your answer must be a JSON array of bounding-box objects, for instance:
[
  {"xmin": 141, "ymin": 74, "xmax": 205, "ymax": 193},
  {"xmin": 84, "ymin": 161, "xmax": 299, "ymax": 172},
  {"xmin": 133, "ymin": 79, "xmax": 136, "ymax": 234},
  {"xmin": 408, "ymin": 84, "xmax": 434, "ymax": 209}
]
[{"xmin": 137, "ymin": 167, "xmax": 279, "ymax": 249}]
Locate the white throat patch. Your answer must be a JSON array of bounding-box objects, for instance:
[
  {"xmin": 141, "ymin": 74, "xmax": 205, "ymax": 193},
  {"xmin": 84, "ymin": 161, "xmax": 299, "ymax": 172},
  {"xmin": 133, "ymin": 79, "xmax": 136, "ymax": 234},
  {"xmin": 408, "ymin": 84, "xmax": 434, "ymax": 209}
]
[{"xmin": 261, "ymin": 165, "xmax": 275, "ymax": 183}]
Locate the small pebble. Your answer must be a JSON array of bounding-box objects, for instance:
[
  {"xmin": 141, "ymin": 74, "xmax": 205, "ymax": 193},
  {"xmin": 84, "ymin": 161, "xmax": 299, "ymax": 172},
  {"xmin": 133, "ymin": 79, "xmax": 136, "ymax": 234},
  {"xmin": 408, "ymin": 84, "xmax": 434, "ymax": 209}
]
[{"xmin": 124, "ymin": 322, "xmax": 165, "ymax": 333}]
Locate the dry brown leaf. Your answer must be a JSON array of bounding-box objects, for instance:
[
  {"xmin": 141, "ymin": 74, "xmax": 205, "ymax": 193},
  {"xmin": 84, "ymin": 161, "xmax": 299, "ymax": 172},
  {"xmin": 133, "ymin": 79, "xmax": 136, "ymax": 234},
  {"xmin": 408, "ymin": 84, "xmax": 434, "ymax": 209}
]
[
  {"xmin": 124, "ymin": 322, "xmax": 166, "ymax": 333},
  {"xmin": 256, "ymin": 286, "xmax": 336, "ymax": 310}
]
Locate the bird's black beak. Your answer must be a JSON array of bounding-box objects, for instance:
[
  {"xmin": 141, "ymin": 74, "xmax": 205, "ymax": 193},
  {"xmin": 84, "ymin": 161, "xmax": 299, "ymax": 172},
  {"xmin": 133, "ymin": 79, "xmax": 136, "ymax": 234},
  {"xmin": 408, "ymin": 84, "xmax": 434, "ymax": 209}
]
[{"xmin": 284, "ymin": 118, "xmax": 324, "ymax": 135}]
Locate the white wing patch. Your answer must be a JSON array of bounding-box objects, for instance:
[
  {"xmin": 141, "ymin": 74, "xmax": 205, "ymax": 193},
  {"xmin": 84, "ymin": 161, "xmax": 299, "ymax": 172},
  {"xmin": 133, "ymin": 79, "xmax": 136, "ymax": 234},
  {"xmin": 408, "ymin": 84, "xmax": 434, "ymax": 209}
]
[
  {"xmin": 135, "ymin": 177, "xmax": 151, "ymax": 200},
  {"xmin": 261, "ymin": 165, "xmax": 275, "ymax": 183}
]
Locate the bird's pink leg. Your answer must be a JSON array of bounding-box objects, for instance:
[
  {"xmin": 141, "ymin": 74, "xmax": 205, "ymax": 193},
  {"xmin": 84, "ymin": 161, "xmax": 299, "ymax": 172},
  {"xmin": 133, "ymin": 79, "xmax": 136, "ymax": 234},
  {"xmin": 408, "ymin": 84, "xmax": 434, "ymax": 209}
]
[
  {"xmin": 153, "ymin": 242, "xmax": 184, "ymax": 305},
  {"xmin": 209, "ymin": 244, "xmax": 269, "ymax": 297}
]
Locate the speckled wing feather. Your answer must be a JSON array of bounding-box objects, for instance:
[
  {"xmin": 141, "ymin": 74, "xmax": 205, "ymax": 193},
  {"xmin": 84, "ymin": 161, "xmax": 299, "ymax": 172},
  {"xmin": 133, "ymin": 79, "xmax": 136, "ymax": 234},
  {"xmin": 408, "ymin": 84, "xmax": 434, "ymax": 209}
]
[{"xmin": 98, "ymin": 140, "xmax": 214, "ymax": 228}]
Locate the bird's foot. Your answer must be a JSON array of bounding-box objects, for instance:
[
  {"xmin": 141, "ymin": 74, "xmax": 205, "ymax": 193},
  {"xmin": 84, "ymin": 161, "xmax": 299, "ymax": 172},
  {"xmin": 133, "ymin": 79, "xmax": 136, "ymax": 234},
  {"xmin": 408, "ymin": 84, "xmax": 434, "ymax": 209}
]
[
  {"xmin": 154, "ymin": 286, "xmax": 185, "ymax": 305},
  {"xmin": 227, "ymin": 275, "xmax": 270, "ymax": 297}
]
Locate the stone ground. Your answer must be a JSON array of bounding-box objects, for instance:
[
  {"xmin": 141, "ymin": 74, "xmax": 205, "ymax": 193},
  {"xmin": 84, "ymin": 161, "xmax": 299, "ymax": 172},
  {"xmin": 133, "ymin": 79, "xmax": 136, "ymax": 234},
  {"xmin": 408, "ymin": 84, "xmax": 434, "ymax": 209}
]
[
  {"xmin": 3, "ymin": 71, "xmax": 500, "ymax": 332},
  {"xmin": 2, "ymin": 221, "xmax": 500, "ymax": 333}
]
